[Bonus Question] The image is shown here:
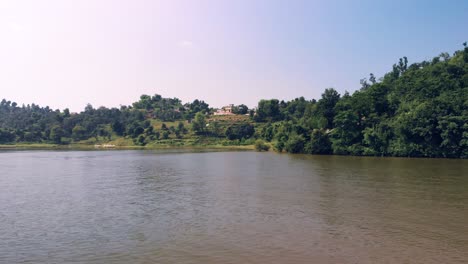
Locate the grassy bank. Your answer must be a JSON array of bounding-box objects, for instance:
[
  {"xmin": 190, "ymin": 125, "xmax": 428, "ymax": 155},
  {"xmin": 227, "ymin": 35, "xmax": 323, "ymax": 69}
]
[
  {"xmin": 0, "ymin": 142, "xmax": 255, "ymax": 151},
  {"xmin": 0, "ymin": 114, "xmax": 259, "ymax": 151}
]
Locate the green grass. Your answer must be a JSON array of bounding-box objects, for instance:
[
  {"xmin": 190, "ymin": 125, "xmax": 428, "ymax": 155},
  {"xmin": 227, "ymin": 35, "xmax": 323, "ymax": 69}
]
[
  {"xmin": 0, "ymin": 135, "xmax": 256, "ymax": 151},
  {"xmin": 0, "ymin": 143, "xmax": 62, "ymax": 149},
  {"xmin": 0, "ymin": 116, "xmax": 261, "ymax": 151},
  {"xmin": 0, "ymin": 142, "xmax": 254, "ymax": 151}
]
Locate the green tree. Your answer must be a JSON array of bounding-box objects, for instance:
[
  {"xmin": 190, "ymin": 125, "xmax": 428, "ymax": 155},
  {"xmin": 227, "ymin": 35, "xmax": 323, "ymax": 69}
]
[
  {"xmin": 255, "ymin": 139, "xmax": 270, "ymax": 151},
  {"xmin": 233, "ymin": 104, "xmax": 249, "ymax": 115},
  {"xmin": 72, "ymin": 125, "xmax": 87, "ymax": 141},
  {"xmin": 49, "ymin": 125, "xmax": 64, "ymax": 144},
  {"xmin": 192, "ymin": 112, "xmax": 206, "ymax": 134},
  {"xmin": 111, "ymin": 120, "xmax": 125, "ymax": 136},
  {"xmin": 162, "ymin": 131, "xmax": 170, "ymax": 139},
  {"xmin": 331, "ymin": 110, "xmax": 361, "ymax": 155},
  {"xmin": 317, "ymin": 88, "xmax": 340, "ymax": 129},
  {"xmin": 225, "ymin": 124, "xmax": 255, "ymax": 140},
  {"xmin": 255, "ymin": 99, "xmax": 282, "ymax": 122},
  {"xmin": 136, "ymin": 134, "xmax": 146, "ymax": 146},
  {"xmin": 306, "ymin": 129, "xmax": 332, "ymax": 154},
  {"xmin": 177, "ymin": 122, "xmax": 186, "ymax": 133},
  {"xmin": 210, "ymin": 121, "xmax": 222, "ymax": 136},
  {"xmin": 0, "ymin": 129, "xmax": 15, "ymax": 143},
  {"xmin": 284, "ymin": 134, "xmax": 306, "ymax": 154}
]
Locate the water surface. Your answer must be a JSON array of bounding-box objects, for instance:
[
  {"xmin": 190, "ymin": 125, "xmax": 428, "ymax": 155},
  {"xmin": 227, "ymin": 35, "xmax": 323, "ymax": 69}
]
[{"xmin": 1, "ymin": 150, "xmax": 467, "ymax": 263}]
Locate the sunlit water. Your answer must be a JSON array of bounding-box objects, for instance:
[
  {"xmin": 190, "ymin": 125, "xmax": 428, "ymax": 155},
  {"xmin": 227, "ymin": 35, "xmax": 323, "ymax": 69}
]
[{"xmin": 1, "ymin": 150, "xmax": 467, "ymax": 263}]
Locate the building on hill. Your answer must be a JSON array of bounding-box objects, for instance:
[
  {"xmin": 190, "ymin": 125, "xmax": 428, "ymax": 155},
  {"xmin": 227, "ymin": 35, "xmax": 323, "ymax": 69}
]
[{"xmin": 214, "ymin": 104, "xmax": 235, "ymax": 115}]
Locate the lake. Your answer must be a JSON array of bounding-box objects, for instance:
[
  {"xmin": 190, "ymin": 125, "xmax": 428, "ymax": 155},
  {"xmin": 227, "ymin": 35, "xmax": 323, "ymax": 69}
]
[{"xmin": 1, "ymin": 150, "xmax": 467, "ymax": 263}]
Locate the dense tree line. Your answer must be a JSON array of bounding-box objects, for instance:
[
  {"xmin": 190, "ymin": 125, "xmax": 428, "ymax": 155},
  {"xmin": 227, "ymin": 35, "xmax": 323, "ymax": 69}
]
[
  {"xmin": 0, "ymin": 45, "xmax": 466, "ymax": 158},
  {"xmin": 131, "ymin": 94, "xmax": 210, "ymax": 121},
  {"xmin": 255, "ymin": 45, "xmax": 468, "ymax": 158},
  {"xmin": 0, "ymin": 95, "xmax": 208, "ymax": 145}
]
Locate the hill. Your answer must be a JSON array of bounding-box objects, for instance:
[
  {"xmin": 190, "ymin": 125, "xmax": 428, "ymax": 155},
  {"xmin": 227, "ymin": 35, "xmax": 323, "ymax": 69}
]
[{"xmin": 1, "ymin": 44, "xmax": 467, "ymax": 158}]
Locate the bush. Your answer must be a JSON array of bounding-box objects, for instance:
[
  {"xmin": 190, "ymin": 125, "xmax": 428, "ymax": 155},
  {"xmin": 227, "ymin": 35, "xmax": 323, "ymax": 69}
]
[
  {"xmin": 134, "ymin": 135, "xmax": 146, "ymax": 146},
  {"xmin": 255, "ymin": 139, "xmax": 270, "ymax": 152},
  {"xmin": 225, "ymin": 124, "xmax": 255, "ymax": 140},
  {"xmin": 308, "ymin": 129, "xmax": 332, "ymax": 154},
  {"xmin": 0, "ymin": 129, "xmax": 16, "ymax": 143},
  {"xmin": 284, "ymin": 134, "xmax": 306, "ymax": 154},
  {"xmin": 162, "ymin": 131, "xmax": 170, "ymax": 139},
  {"xmin": 274, "ymin": 140, "xmax": 285, "ymax": 152},
  {"xmin": 72, "ymin": 125, "xmax": 87, "ymax": 141}
]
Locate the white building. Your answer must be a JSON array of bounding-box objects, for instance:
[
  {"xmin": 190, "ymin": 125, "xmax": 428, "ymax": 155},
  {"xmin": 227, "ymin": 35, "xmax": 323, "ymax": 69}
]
[{"xmin": 214, "ymin": 104, "xmax": 235, "ymax": 115}]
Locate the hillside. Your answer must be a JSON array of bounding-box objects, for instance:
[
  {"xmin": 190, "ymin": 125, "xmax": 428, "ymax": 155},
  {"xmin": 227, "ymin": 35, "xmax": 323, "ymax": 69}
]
[
  {"xmin": 254, "ymin": 44, "xmax": 468, "ymax": 158},
  {"xmin": 1, "ymin": 44, "xmax": 467, "ymax": 157}
]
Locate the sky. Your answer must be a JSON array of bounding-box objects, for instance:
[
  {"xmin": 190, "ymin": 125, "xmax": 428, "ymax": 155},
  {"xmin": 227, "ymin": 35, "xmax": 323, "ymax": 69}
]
[{"xmin": 0, "ymin": 0, "xmax": 467, "ymax": 112}]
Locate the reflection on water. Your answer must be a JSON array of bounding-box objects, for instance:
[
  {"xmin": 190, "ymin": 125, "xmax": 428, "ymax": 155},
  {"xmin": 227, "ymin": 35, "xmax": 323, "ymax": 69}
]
[{"xmin": 1, "ymin": 150, "xmax": 467, "ymax": 263}]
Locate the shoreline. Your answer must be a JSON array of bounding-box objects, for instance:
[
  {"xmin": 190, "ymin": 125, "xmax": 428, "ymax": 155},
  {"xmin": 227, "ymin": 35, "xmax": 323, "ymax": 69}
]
[
  {"xmin": 0, "ymin": 143, "xmax": 255, "ymax": 151},
  {"xmin": 1, "ymin": 144, "xmax": 465, "ymax": 160}
]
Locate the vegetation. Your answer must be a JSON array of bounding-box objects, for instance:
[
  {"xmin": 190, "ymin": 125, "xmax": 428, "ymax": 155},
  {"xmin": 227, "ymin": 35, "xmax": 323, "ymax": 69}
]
[
  {"xmin": 254, "ymin": 139, "xmax": 270, "ymax": 152},
  {"xmin": 1, "ymin": 45, "xmax": 467, "ymax": 158},
  {"xmin": 256, "ymin": 45, "xmax": 468, "ymax": 158}
]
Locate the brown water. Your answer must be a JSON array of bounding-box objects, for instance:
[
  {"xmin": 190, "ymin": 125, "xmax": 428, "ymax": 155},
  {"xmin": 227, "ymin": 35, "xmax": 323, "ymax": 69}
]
[{"xmin": 1, "ymin": 150, "xmax": 467, "ymax": 263}]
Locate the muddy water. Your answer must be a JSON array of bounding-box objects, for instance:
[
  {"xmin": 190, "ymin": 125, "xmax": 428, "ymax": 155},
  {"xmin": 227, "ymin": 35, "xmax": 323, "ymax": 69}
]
[{"xmin": 1, "ymin": 150, "xmax": 467, "ymax": 263}]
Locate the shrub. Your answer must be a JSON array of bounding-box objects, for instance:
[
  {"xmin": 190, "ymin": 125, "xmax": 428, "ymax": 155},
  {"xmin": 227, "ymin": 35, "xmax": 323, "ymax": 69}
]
[
  {"xmin": 225, "ymin": 124, "xmax": 255, "ymax": 140},
  {"xmin": 162, "ymin": 131, "xmax": 170, "ymax": 139},
  {"xmin": 284, "ymin": 134, "xmax": 306, "ymax": 154},
  {"xmin": 274, "ymin": 140, "xmax": 285, "ymax": 152},
  {"xmin": 255, "ymin": 139, "xmax": 270, "ymax": 152}
]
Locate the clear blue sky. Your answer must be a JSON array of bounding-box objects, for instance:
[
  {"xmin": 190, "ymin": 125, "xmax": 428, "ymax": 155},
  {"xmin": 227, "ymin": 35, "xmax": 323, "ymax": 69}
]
[{"xmin": 0, "ymin": 0, "xmax": 466, "ymax": 111}]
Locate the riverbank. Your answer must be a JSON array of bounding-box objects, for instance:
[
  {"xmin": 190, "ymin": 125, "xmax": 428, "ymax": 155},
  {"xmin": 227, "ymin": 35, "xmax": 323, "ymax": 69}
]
[{"xmin": 0, "ymin": 143, "xmax": 255, "ymax": 151}]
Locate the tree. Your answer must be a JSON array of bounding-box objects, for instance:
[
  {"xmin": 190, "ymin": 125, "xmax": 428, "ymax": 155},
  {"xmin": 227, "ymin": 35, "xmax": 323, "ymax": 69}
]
[
  {"xmin": 154, "ymin": 131, "xmax": 160, "ymax": 140},
  {"xmin": 0, "ymin": 45, "xmax": 466, "ymax": 158},
  {"xmin": 233, "ymin": 104, "xmax": 249, "ymax": 115},
  {"xmin": 317, "ymin": 88, "xmax": 340, "ymax": 129},
  {"xmin": 331, "ymin": 110, "xmax": 361, "ymax": 155},
  {"xmin": 0, "ymin": 129, "xmax": 15, "ymax": 143},
  {"xmin": 162, "ymin": 131, "xmax": 169, "ymax": 139},
  {"xmin": 210, "ymin": 121, "xmax": 222, "ymax": 136},
  {"xmin": 72, "ymin": 125, "xmax": 87, "ymax": 141},
  {"xmin": 192, "ymin": 112, "xmax": 206, "ymax": 134},
  {"xmin": 111, "ymin": 120, "xmax": 125, "ymax": 136},
  {"xmin": 177, "ymin": 122, "xmax": 185, "ymax": 133},
  {"xmin": 184, "ymin": 99, "xmax": 210, "ymax": 119},
  {"xmin": 136, "ymin": 135, "xmax": 146, "ymax": 146},
  {"xmin": 255, "ymin": 139, "xmax": 270, "ymax": 151},
  {"xmin": 306, "ymin": 129, "xmax": 332, "ymax": 154},
  {"xmin": 225, "ymin": 124, "xmax": 255, "ymax": 140},
  {"xmin": 255, "ymin": 99, "xmax": 282, "ymax": 122},
  {"xmin": 63, "ymin": 108, "xmax": 71, "ymax": 118},
  {"xmin": 284, "ymin": 134, "xmax": 306, "ymax": 154},
  {"xmin": 260, "ymin": 123, "xmax": 274, "ymax": 142},
  {"xmin": 49, "ymin": 125, "xmax": 64, "ymax": 144}
]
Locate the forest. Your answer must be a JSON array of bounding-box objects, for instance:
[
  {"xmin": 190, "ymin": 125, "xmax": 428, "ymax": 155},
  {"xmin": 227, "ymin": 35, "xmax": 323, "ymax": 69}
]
[{"xmin": 1, "ymin": 44, "xmax": 467, "ymax": 158}]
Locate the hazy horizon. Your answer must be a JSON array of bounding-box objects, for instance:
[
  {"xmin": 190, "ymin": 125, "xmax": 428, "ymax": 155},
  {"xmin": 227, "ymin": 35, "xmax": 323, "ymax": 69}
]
[{"xmin": 1, "ymin": 0, "xmax": 466, "ymax": 112}]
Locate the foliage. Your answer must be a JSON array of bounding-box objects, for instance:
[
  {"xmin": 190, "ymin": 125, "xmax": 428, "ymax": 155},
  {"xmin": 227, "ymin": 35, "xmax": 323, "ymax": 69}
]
[
  {"xmin": 306, "ymin": 129, "xmax": 332, "ymax": 154},
  {"xmin": 284, "ymin": 134, "xmax": 306, "ymax": 154},
  {"xmin": 72, "ymin": 125, "xmax": 87, "ymax": 141},
  {"xmin": 255, "ymin": 45, "xmax": 468, "ymax": 158},
  {"xmin": 49, "ymin": 125, "xmax": 64, "ymax": 144},
  {"xmin": 254, "ymin": 139, "xmax": 270, "ymax": 151},
  {"xmin": 232, "ymin": 104, "xmax": 249, "ymax": 115},
  {"xmin": 225, "ymin": 123, "xmax": 255, "ymax": 140},
  {"xmin": 0, "ymin": 45, "xmax": 467, "ymax": 158},
  {"xmin": 254, "ymin": 99, "xmax": 282, "ymax": 122},
  {"xmin": 192, "ymin": 112, "xmax": 206, "ymax": 135}
]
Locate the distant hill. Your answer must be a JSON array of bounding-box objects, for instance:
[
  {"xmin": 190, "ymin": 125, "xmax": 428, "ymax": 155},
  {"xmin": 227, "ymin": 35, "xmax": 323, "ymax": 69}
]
[{"xmin": 1, "ymin": 44, "xmax": 467, "ymax": 158}]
